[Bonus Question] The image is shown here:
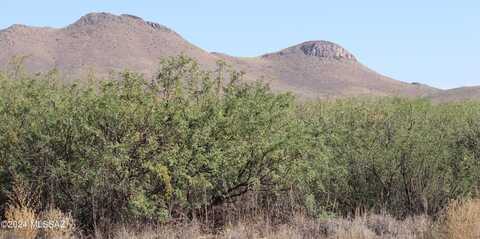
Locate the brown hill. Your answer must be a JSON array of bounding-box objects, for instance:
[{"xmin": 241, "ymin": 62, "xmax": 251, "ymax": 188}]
[
  {"xmin": 0, "ymin": 12, "xmax": 441, "ymax": 98},
  {"xmin": 0, "ymin": 13, "xmax": 219, "ymax": 77},
  {"xmin": 426, "ymin": 86, "xmax": 480, "ymax": 103}
]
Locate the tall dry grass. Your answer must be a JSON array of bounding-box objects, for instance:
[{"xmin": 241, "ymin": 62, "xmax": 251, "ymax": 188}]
[
  {"xmin": 3, "ymin": 205, "xmax": 38, "ymax": 239},
  {"xmin": 1, "ymin": 206, "xmax": 76, "ymax": 239},
  {"xmin": 0, "ymin": 181, "xmax": 77, "ymax": 239},
  {"xmin": 40, "ymin": 207, "xmax": 77, "ymax": 239},
  {"xmin": 90, "ymin": 213, "xmax": 433, "ymax": 239},
  {"xmin": 2, "ymin": 194, "xmax": 479, "ymax": 239},
  {"xmin": 441, "ymin": 198, "xmax": 480, "ymax": 239},
  {"xmin": 1, "ymin": 180, "xmax": 39, "ymax": 239}
]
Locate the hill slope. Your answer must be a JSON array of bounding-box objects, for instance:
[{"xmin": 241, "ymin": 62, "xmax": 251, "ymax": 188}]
[
  {"xmin": 0, "ymin": 13, "xmax": 219, "ymax": 77},
  {"xmin": 0, "ymin": 12, "xmax": 441, "ymax": 98},
  {"xmin": 427, "ymin": 86, "xmax": 480, "ymax": 103}
]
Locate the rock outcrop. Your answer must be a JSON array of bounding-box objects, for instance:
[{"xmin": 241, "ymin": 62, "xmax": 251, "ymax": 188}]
[{"xmin": 263, "ymin": 41, "xmax": 357, "ymax": 61}]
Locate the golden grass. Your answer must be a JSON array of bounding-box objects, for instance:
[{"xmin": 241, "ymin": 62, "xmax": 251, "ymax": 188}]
[
  {"xmin": 334, "ymin": 222, "xmax": 377, "ymax": 239},
  {"xmin": 442, "ymin": 198, "xmax": 480, "ymax": 239},
  {"xmin": 111, "ymin": 222, "xmax": 202, "ymax": 239},
  {"xmin": 93, "ymin": 212, "xmax": 433, "ymax": 239},
  {"xmin": 3, "ymin": 205, "xmax": 38, "ymax": 239},
  {"xmin": 2, "ymin": 180, "xmax": 39, "ymax": 239},
  {"xmin": 2, "ymin": 197, "xmax": 479, "ymax": 239},
  {"xmin": 41, "ymin": 207, "xmax": 77, "ymax": 239},
  {"xmin": 0, "ymin": 180, "xmax": 76, "ymax": 239}
]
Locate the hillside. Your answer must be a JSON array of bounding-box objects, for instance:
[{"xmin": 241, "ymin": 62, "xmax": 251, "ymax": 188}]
[
  {"xmin": 427, "ymin": 86, "xmax": 480, "ymax": 103},
  {"xmin": 0, "ymin": 13, "xmax": 219, "ymax": 77},
  {"xmin": 0, "ymin": 12, "xmax": 441, "ymax": 98}
]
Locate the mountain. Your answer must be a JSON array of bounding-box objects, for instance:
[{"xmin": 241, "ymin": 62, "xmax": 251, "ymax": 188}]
[
  {"xmin": 426, "ymin": 86, "xmax": 480, "ymax": 103},
  {"xmin": 0, "ymin": 12, "xmax": 442, "ymax": 98},
  {"xmin": 0, "ymin": 13, "xmax": 219, "ymax": 77}
]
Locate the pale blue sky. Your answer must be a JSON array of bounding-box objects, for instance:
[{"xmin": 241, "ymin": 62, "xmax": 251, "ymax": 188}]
[{"xmin": 1, "ymin": 1, "xmax": 479, "ymax": 89}]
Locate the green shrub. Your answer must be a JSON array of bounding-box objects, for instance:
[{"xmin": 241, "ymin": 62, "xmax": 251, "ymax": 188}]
[{"xmin": 1, "ymin": 56, "xmax": 479, "ymax": 233}]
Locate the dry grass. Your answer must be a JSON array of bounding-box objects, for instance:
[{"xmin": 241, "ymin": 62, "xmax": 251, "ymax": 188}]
[
  {"xmin": 89, "ymin": 213, "xmax": 433, "ymax": 239},
  {"xmin": 334, "ymin": 221, "xmax": 377, "ymax": 239},
  {"xmin": 3, "ymin": 198, "xmax": 479, "ymax": 239},
  {"xmin": 3, "ymin": 205, "xmax": 38, "ymax": 239},
  {"xmin": 441, "ymin": 198, "xmax": 480, "ymax": 239},
  {"xmin": 1, "ymin": 180, "xmax": 39, "ymax": 239},
  {"xmin": 0, "ymin": 180, "xmax": 76, "ymax": 239},
  {"xmin": 110, "ymin": 222, "xmax": 202, "ymax": 239},
  {"xmin": 40, "ymin": 207, "xmax": 77, "ymax": 239},
  {"xmin": 1, "ymin": 207, "xmax": 76, "ymax": 239}
]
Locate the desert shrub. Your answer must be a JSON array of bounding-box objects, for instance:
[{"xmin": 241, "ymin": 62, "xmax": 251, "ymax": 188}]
[
  {"xmin": 0, "ymin": 57, "xmax": 303, "ymax": 232},
  {"xmin": 1, "ymin": 56, "xmax": 480, "ymax": 235},
  {"xmin": 297, "ymin": 99, "xmax": 480, "ymax": 217}
]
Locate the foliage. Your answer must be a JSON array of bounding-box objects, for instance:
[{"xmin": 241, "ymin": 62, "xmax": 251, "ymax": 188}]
[
  {"xmin": 298, "ymin": 99, "xmax": 480, "ymax": 217},
  {"xmin": 0, "ymin": 57, "xmax": 301, "ymax": 231},
  {"xmin": 0, "ymin": 56, "xmax": 480, "ymax": 233}
]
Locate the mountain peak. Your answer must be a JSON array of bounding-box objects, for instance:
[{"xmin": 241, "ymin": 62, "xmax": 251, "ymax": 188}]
[
  {"xmin": 69, "ymin": 12, "xmax": 173, "ymax": 32},
  {"xmin": 298, "ymin": 41, "xmax": 356, "ymax": 60},
  {"xmin": 265, "ymin": 40, "xmax": 357, "ymax": 61},
  {"xmin": 72, "ymin": 12, "xmax": 120, "ymax": 26}
]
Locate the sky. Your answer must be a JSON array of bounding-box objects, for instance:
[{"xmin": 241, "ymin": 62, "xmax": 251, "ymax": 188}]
[{"xmin": 1, "ymin": 1, "xmax": 479, "ymax": 89}]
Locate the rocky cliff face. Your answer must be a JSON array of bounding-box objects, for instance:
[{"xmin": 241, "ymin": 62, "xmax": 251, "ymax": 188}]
[
  {"xmin": 299, "ymin": 41, "xmax": 357, "ymax": 60},
  {"xmin": 263, "ymin": 41, "xmax": 357, "ymax": 61}
]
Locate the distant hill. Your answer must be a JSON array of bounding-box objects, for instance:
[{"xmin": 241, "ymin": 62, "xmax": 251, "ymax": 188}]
[
  {"xmin": 426, "ymin": 86, "xmax": 480, "ymax": 103},
  {"xmin": 0, "ymin": 12, "xmax": 452, "ymax": 99},
  {"xmin": 0, "ymin": 13, "xmax": 219, "ymax": 77}
]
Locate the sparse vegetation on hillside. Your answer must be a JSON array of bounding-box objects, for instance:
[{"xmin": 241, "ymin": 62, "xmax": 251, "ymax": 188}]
[
  {"xmin": 0, "ymin": 57, "xmax": 479, "ymax": 238},
  {"xmin": 0, "ymin": 12, "xmax": 441, "ymax": 99}
]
